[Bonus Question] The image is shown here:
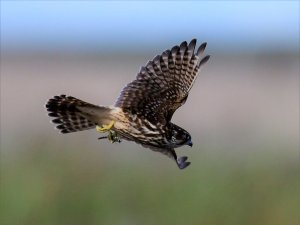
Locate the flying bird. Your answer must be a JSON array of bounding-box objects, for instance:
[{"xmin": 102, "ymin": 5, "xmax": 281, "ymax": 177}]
[{"xmin": 46, "ymin": 39, "xmax": 210, "ymax": 169}]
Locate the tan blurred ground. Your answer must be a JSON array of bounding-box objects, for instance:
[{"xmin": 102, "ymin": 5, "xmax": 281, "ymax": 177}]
[
  {"xmin": 1, "ymin": 52, "xmax": 299, "ymax": 157},
  {"xmin": 1, "ymin": 52, "xmax": 300, "ymax": 225}
]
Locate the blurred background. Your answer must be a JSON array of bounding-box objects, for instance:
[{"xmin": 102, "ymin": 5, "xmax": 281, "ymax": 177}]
[{"xmin": 1, "ymin": 1, "xmax": 299, "ymax": 225}]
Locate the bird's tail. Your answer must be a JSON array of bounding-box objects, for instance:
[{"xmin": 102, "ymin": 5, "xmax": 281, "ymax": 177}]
[{"xmin": 46, "ymin": 95, "xmax": 112, "ymax": 133}]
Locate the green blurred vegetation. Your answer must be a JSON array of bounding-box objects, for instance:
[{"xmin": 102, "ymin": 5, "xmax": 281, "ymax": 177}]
[{"xmin": 1, "ymin": 140, "xmax": 299, "ymax": 225}]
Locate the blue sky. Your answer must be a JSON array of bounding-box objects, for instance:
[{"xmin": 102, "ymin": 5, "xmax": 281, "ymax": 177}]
[{"xmin": 1, "ymin": 1, "xmax": 299, "ymax": 53}]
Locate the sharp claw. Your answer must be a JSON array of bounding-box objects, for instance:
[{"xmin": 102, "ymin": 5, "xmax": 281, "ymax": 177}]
[{"xmin": 96, "ymin": 121, "xmax": 115, "ymax": 133}]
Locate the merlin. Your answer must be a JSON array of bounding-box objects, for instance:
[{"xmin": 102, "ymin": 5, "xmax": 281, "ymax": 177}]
[{"xmin": 46, "ymin": 39, "xmax": 210, "ymax": 169}]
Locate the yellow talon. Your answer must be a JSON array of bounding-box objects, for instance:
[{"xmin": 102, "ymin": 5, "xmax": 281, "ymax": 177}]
[{"xmin": 96, "ymin": 120, "xmax": 115, "ymax": 133}]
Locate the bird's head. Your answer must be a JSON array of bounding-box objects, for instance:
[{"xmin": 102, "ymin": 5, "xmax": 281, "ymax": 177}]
[{"xmin": 168, "ymin": 124, "xmax": 193, "ymax": 148}]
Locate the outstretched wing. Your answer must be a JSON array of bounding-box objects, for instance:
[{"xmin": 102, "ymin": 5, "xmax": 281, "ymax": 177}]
[{"xmin": 115, "ymin": 39, "xmax": 210, "ymax": 125}]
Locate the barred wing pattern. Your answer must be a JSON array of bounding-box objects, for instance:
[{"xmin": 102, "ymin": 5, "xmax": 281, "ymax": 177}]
[{"xmin": 115, "ymin": 39, "xmax": 210, "ymax": 125}]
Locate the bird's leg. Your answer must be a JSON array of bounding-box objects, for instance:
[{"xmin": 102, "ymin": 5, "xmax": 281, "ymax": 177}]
[
  {"xmin": 96, "ymin": 121, "xmax": 121, "ymax": 143},
  {"xmin": 96, "ymin": 120, "xmax": 115, "ymax": 132},
  {"xmin": 98, "ymin": 131, "xmax": 121, "ymax": 143},
  {"xmin": 107, "ymin": 130, "xmax": 121, "ymax": 143}
]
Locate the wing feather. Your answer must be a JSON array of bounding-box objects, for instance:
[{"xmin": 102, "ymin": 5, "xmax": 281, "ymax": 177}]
[{"xmin": 115, "ymin": 39, "xmax": 210, "ymax": 125}]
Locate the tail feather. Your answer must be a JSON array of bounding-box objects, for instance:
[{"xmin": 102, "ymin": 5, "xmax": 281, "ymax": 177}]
[{"xmin": 46, "ymin": 95, "xmax": 110, "ymax": 133}]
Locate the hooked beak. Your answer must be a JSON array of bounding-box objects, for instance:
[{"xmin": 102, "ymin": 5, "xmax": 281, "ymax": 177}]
[{"xmin": 188, "ymin": 140, "xmax": 193, "ymax": 147}]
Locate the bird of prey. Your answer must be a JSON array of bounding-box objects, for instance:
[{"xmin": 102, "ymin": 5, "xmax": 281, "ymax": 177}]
[{"xmin": 46, "ymin": 39, "xmax": 210, "ymax": 169}]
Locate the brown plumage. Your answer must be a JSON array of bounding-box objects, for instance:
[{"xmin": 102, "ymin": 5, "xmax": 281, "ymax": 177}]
[{"xmin": 46, "ymin": 39, "xmax": 210, "ymax": 169}]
